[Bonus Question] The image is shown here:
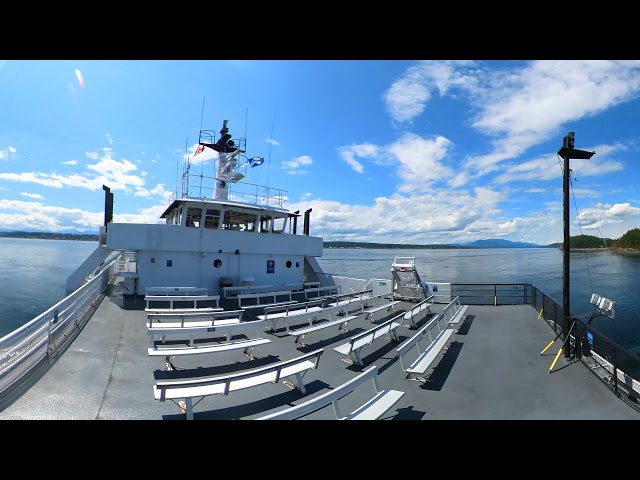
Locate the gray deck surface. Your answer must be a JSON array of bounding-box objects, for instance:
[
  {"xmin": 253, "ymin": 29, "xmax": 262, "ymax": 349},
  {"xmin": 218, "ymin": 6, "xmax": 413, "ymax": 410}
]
[{"xmin": 1, "ymin": 279, "xmax": 638, "ymax": 420}]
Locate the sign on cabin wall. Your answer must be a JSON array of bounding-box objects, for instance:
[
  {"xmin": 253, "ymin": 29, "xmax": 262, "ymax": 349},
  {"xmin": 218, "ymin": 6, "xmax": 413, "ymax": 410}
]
[{"xmin": 267, "ymin": 260, "xmax": 275, "ymax": 274}]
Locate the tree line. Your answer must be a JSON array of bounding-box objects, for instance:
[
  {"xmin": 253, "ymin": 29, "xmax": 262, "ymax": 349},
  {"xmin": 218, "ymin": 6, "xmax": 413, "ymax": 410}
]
[{"xmin": 565, "ymin": 228, "xmax": 640, "ymax": 249}]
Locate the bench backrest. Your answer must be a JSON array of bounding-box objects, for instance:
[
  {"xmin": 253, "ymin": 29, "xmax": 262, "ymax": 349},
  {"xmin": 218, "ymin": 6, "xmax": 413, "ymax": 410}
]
[
  {"xmin": 258, "ymin": 365, "xmax": 381, "ymax": 420},
  {"xmin": 304, "ymin": 286, "xmax": 340, "ymax": 299},
  {"xmin": 442, "ymin": 296, "xmax": 461, "ymax": 321},
  {"xmin": 262, "ymin": 299, "xmax": 326, "ymax": 318},
  {"xmin": 223, "ymin": 285, "xmax": 274, "ymax": 298},
  {"xmin": 146, "ymin": 287, "xmax": 208, "ymax": 296},
  {"xmin": 147, "ymin": 309, "xmax": 245, "ymax": 325},
  {"xmin": 396, "ymin": 314, "xmax": 442, "ymax": 357},
  {"xmin": 148, "ymin": 318, "xmax": 265, "ymax": 335},
  {"xmin": 155, "ymin": 348, "xmax": 324, "ymax": 399},
  {"xmin": 346, "ymin": 312, "xmax": 403, "ymax": 353},
  {"xmin": 403, "ymin": 295, "xmax": 434, "ymax": 321},
  {"xmin": 238, "ymin": 290, "xmax": 293, "ymax": 307}
]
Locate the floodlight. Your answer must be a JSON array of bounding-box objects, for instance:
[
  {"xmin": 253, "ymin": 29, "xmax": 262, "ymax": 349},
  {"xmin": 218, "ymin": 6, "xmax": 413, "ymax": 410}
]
[{"xmin": 591, "ymin": 293, "xmax": 615, "ymax": 318}]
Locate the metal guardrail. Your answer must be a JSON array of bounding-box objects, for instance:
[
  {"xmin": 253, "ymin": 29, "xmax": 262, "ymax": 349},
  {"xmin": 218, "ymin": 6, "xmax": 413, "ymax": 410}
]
[
  {"xmin": 0, "ymin": 254, "xmax": 121, "ymax": 398},
  {"xmin": 1, "ymin": 273, "xmax": 638, "ymax": 414},
  {"xmin": 452, "ymin": 282, "xmax": 640, "ymax": 413}
]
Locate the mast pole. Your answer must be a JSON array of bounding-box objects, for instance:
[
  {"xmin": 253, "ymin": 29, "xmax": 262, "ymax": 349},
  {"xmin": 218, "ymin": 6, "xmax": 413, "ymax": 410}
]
[
  {"xmin": 562, "ymin": 138, "xmax": 571, "ymax": 358},
  {"xmin": 557, "ymin": 132, "xmax": 595, "ymax": 359}
]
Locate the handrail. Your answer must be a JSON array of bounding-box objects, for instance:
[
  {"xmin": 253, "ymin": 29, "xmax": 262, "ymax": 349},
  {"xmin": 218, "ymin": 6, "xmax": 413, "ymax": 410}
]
[{"xmin": 0, "ymin": 253, "xmax": 120, "ymax": 397}]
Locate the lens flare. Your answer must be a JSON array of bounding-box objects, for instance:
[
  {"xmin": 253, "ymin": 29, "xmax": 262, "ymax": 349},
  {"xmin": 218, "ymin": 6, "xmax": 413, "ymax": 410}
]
[{"xmin": 75, "ymin": 69, "xmax": 85, "ymax": 89}]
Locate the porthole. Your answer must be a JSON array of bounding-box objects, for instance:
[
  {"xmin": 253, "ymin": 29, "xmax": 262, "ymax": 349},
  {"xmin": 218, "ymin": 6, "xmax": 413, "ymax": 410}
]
[
  {"xmin": 213, "ymin": 259, "xmax": 222, "ymax": 268},
  {"xmin": 286, "ymin": 260, "xmax": 292, "ymax": 268}
]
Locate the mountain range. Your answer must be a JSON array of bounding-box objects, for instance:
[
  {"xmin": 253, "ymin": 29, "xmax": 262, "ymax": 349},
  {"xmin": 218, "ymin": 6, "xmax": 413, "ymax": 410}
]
[{"xmin": 0, "ymin": 230, "xmax": 557, "ymax": 248}]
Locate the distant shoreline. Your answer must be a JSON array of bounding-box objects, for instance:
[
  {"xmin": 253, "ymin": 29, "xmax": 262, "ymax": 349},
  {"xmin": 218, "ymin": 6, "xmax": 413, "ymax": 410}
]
[
  {"xmin": 0, "ymin": 232, "xmax": 98, "ymax": 242},
  {"xmin": 1, "ymin": 232, "xmax": 639, "ymax": 251}
]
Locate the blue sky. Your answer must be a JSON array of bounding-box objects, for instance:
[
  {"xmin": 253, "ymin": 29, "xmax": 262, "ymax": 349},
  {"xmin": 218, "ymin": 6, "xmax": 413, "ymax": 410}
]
[{"xmin": 0, "ymin": 59, "xmax": 639, "ymax": 246}]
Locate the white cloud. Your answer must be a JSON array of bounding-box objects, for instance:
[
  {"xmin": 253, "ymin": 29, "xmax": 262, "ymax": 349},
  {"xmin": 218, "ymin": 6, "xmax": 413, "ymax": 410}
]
[
  {"xmin": 62, "ymin": 160, "xmax": 77, "ymax": 165},
  {"xmin": 20, "ymin": 192, "xmax": 45, "ymax": 200},
  {"xmin": 0, "ymin": 146, "xmax": 17, "ymax": 161},
  {"xmin": 281, "ymin": 155, "xmax": 312, "ymax": 174}
]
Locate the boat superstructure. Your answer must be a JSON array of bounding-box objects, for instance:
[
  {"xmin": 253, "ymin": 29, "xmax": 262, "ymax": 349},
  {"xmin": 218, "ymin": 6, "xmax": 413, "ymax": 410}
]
[
  {"xmin": 1, "ymin": 126, "xmax": 640, "ymax": 420},
  {"xmin": 103, "ymin": 120, "xmax": 324, "ymax": 298}
]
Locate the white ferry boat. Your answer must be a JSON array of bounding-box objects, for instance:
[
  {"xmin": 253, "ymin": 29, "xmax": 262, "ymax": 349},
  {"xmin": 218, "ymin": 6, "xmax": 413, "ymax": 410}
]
[{"xmin": 0, "ymin": 122, "xmax": 638, "ymax": 420}]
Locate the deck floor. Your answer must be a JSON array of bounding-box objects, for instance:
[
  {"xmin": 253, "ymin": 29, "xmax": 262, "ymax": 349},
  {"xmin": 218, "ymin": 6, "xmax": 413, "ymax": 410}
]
[{"xmin": 1, "ymin": 279, "xmax": 638, "ymax": 420}]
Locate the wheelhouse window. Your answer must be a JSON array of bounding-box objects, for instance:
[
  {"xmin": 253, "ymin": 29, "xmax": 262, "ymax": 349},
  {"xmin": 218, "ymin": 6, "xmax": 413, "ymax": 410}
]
[
  {"xmin": 260, "ymin": 215, "xmax": 272, "ymax": 233},
  {"xmin": 272, "ymin": 216, "xmax": 286, "ymax": 233},
  {"xmin": 223, "ymin": 209, "xmax": 258, "ymax": 232},
  {"xmin": 185, "ymin": 207, "xmax": 202, "ymax": 227},
  {"xmin": 169, "ymin": 206, "xmax": 184, "ymax": 226},
  {"xmin": 204, "ymin": 208, "xmax": 220, "ymax": 229}
]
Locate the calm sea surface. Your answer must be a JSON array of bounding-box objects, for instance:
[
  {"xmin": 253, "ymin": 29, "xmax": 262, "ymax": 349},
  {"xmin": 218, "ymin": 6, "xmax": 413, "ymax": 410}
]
[
  {"xmin": 1, "ymin": 239, "xmax": 639, "ymax": 354},
  {"xmin": 317, "ymin": 247, "xmax": 640, "ymax": 354},
  {"xmin": 0, "ymin": 238, "xmax": 97, "ymax": 338}
]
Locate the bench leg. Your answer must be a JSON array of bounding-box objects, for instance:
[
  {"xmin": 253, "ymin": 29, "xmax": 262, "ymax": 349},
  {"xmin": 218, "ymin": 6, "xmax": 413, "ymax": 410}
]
[
  {"xmin": 182, "ymin": 398, "xmax": 194, "ymax": 420},
  {"xmin": 406, "ymin": 372, "xmax": 427, "ymax": 383},
  {"xmin": 352, "ymin": 350, "xmax": 364, "ymax": 367},
  {"xmin": 267, "ymin": 319, "xmax": 277, "ymax": 332},
  {"xmin": 164, "ymin": 356, "xmax": 176, "ymax": 371},
  {"xmin": 292, "ymin": 372, "xmax": 307, "ymax": 394}
]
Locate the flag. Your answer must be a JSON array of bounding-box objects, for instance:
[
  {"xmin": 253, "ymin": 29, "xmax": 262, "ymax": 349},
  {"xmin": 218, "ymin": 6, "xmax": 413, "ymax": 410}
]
[
  {"xmin": 248, "ymin": 156, "xmax": 264, "ymax": 168},
  {"xmin": 194, "ymin": 144, "xmax": 205, "ymax": 156}
]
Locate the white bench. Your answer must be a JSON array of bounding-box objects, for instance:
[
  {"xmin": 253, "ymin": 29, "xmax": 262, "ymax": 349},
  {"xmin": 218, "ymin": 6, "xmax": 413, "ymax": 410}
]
[
  {"xmin": 402, "ymin": 295, "xmax": 435, "ymax": 329},
  {"xmin": 147, "ymin": 309, "xmax": 245, "ymax": 328},
  {"xmin": 362, "ymin": 294, "xmax": 402, "ymax": 322},
  {"xmin": 326, "ymin": 289, "xmax": 373, "ymax": 315},
  {"xmin": 145, "ymin": 307, "xmax": 222, "ymax": 315},
  {"xmin": 396, "ymin": 314, "xmax": 455, "ymax": 382},
  {"xmin": 146, "ymin": 286, "xmax": 208, "ymax": 296},
  {"xmin": 282, "ymin": 305, "xmax": 359, "ymax": 346},
  {"xmin": 257, "ymin": 365, "xmax": 405, "ymax": 420},
  {"xmin": 258, "ymin": 299, "xmax": 327, "ymax": 332},
  {"xmin": 147, "ymin": 313, "xmax": 258, "ymax": 347},
  {"xmin": 442, "ymin": 296, "xmax": 469, "ymax": 326},
  {"xmin": 334, "ymin": 313, "xmax": 403, "ymax": 366},
  {"xmin": 223, "ymin": 284, "xmax": 274, "ymax": 299},
  {"xmin": 304, "ymin": 285, "xmax": 340, "ymax": 300},
  {"xmin": 238, "ymin": 290, "xmax": 297, "ymax": 311},
  {"xmin": 145, "ymin": 295, "xmax": 221, "ymax": 310},
  {"xmin": 153, "ymin": 348, "xmax": 324, "ymax": 420},
  {"xmin": 284, "ymin": 283, "xmax": 304, "ymax": 292},
  {"xmin": 149, "ymin": 336, "xmax": 272, "ymax": 371}
]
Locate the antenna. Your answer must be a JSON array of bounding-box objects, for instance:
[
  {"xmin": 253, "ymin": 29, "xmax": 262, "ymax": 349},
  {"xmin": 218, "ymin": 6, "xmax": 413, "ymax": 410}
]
[
  {"xmin": 266, "ymin": 112, "xmax": 276, "ymax": 205},
  {"xmin": 244, "ymin": 107, "xmax": 248, "ymax": 143},
  {"xmin": 199, "ymin": 98, "xmax": 205, "ymax": 136}
]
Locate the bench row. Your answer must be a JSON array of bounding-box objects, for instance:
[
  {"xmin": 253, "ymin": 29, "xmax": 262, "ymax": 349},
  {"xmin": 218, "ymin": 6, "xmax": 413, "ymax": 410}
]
[
  {"xmin": 149, "ymin": 299, "xmax": 469, "ymax": 419},
  {"xmin": 154, "ymin": 347, "xmax": 404, "ymax": 421}
]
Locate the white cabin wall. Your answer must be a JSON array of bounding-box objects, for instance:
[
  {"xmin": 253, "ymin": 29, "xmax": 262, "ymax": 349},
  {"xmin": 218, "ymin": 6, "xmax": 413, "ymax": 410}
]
[{"xmin": 135, "ymin": 250, "xmax": 307, "ymax": 295}]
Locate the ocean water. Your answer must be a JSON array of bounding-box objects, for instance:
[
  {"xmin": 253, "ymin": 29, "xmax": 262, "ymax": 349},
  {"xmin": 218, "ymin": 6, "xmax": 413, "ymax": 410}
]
[
  {"xmin": 317, "ymin": 247, "xmax": 640, "ymax": 353},
  {"xmin": 1, "ymin": 239, "xmax": 639, "ymax": 353},
  {"xmin": 0, "ymin": 237, "xmax": 98, "ymax": 338}
]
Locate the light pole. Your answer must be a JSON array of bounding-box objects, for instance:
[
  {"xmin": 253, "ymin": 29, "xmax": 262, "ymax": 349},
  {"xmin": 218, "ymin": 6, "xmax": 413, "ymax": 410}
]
[{"xmin": 557, "ymin": 132, "xmax": 595, "ymax": 358}]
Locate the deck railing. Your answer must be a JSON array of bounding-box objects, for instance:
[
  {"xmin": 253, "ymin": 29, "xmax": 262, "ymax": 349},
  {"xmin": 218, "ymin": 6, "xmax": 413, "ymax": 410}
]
[
  {"xmin": 0, "ymin": 272, "xmax": 638, "ymax": 414},
  {"xmin": 0, "ymin": 252, "xmax": 121, "ymax": 402},
  {"xmin": 451, "ymin": 282, "xmax": 640, "ymax": 413}
]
